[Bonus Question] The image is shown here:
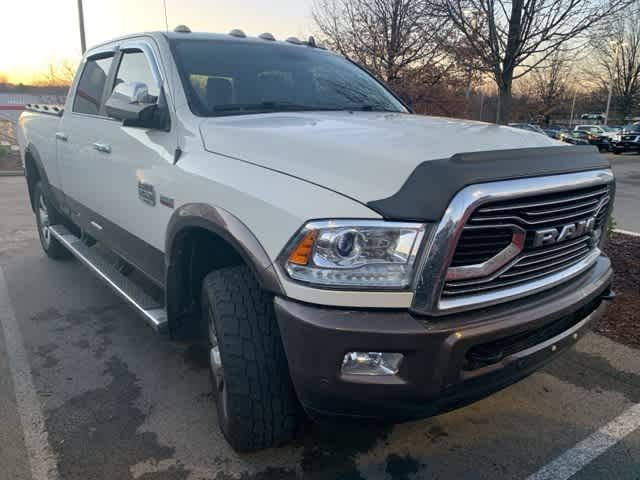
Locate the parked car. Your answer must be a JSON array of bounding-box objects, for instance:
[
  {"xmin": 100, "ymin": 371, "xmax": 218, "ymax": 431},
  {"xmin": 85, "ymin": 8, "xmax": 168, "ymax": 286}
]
[
  {"xmin": 508, "ymin": 123, "xmax": 546, "ymax": 135},
  {"xmin": 574, "ymin": 125, "xmax": 620, "ymax": 140},
  {"xmin": 580, "ymin": 113, "xmax": 606, "ymax": 122},
  {"xmin": 610, "ymin": 122, "xmax": 640, "ymax": 154},
  {"xmin": 560, "ymin": 130, "xmax": 591, "ymax": 146},
  {"xmin": 544, "ymin": 127, "xmax": 569, "ymax": 140},
  {"xmin": 568, "ymin": 129, "xmax": 611, "ymax": 152},
  {"xmin": 17, "ymin": 28, "xmax": 615, "ymax": 451}
]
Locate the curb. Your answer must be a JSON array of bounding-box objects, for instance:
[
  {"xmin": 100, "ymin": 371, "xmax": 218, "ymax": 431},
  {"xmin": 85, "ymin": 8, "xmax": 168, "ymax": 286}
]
[
  {"xmin": 0, "ymin": 170, "xmax": 24, "ymax": 177},
  {"xmin": 613, "ymin": 228, "xmax": 640, "ymax": 238}
]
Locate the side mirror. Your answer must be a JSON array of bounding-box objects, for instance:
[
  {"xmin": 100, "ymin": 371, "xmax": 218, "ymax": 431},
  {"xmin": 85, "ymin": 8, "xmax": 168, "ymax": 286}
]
[{"xmin": 105, "ymin": 82, "xmax": 157, "ymax": 124}]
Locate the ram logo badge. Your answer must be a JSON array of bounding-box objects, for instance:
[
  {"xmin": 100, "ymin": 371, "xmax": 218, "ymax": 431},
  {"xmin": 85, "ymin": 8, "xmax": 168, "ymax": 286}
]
[{"xmin": 532, "ymin": 217, "xmax": 596, "ymax": 248}]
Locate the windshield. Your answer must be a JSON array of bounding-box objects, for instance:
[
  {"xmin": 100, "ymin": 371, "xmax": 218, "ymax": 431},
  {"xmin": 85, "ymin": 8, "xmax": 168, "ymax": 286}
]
[
  {"xmin": 601, "ymin": 126, "xmax": 618, "ymax": 132},
  {"xmin": 170, "ymin": 39, "xmax": 407, "ymax": 117},
  {"xmin": 623, "ymin": 123, "xmax": 640, "ymax": 132}
]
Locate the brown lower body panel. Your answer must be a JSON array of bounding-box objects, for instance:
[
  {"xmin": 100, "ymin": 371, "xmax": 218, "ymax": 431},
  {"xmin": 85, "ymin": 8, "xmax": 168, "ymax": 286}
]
[{"xmin": 274, "ymin": 256, "xmax": 613, "ymax": 420}]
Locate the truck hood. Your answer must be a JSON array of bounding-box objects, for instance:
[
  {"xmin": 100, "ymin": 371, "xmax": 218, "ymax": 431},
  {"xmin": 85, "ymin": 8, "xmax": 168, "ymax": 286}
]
[{"xmin": 200, "ymin": 112, "xmax": 559, "ymax": 203}]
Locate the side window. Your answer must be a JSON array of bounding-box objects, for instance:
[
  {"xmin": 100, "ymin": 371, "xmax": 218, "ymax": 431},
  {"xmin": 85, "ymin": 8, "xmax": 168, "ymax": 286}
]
[
  {"xmin": 73, "ymin": 55, "xmax": 113, "ymax": 115},
  {"xmin": 113, "ymin": 51, "xmax": 159, "ymax": 99}
]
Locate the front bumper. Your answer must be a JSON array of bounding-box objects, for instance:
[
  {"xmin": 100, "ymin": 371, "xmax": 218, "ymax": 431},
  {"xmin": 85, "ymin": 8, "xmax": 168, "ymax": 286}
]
[
  {"xmin": 612, "ymin": 140, "xmax": 640, "ymax": 150},
  {"xmin": 274, "ymin": 256, "xmax": 613, "ymax": 420}
]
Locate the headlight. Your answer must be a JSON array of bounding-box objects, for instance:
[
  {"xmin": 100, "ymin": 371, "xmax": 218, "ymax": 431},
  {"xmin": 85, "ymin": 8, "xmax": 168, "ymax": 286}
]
[{"xmin": 280, "ymin": 220, "xmax": 427, "ymax": 289}]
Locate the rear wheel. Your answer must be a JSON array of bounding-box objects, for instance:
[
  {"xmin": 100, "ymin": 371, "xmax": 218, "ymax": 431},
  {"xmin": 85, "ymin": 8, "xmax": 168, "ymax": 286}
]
[
  {"xmin": 201, "ymin": 265, "xmax": 299, "ymax": 451},
  {"xmin": 34, "ymin": 182, "xmax": 71, "ymax": 260}
]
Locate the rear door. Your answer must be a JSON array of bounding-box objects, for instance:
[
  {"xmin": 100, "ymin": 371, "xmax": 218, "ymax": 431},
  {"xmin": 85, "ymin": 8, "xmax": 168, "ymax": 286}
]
[{"xmin": 58, "ymin": 50, "xmax": 116, "ymax": 221}]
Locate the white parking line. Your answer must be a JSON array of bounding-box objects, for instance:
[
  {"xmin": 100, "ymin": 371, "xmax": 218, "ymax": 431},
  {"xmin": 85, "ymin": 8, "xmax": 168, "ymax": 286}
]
[
  {"xmin": 0, "ymin": 267, "xmax": 59, "ymax": 480},
  {"xmin": 614, "ymin": 228, "xmax": 640, "ymax": 238},
  {"xmin": 526, "ymin": 402, "xmax": 640, "ymax": 480}
]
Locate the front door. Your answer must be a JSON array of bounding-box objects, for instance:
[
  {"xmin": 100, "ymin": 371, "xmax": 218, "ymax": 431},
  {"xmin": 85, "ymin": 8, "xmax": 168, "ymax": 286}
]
[{"xmin": 64, "ymin": 43, "xmax": 177, "ymax": 285}]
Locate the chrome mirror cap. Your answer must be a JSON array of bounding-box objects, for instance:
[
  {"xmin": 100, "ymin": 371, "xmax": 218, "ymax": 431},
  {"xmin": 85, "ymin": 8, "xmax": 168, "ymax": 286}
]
[{"xmin": 110, "ymin": 82, "xmax": 152, "ymax": 104}]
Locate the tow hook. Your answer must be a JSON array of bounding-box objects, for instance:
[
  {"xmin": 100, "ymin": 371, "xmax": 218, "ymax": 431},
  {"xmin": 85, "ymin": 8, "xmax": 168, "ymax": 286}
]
[{"xmin": 600, "ymin": 289, "xmax": 616, "ymax": 301}]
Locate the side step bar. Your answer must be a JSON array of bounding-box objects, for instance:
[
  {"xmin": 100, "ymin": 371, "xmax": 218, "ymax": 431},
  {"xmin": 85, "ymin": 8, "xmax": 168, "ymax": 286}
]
[{"xmin": 49, "ymin": 225, "xmax": 168, "ymax": 334}]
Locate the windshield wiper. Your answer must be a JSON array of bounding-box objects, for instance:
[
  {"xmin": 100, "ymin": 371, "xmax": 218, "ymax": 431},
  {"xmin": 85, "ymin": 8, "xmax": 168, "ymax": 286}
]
[
  {"xmin": 210, "ymin": 102, "xmax": 342, "ymax": 115},
  {"xmin": 346, "ymin": 104, "xmax": 396, "ymax": 112}
]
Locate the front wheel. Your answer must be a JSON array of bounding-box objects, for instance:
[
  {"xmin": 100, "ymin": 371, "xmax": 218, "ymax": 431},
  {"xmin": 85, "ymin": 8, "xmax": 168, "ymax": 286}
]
[
  {"xmin": 34, "ymin": 182, "xmax": 71, "ymax": 260},
  {"xmin": 201, "ymin": 265, "xmax": 299, "ymax": 451}
]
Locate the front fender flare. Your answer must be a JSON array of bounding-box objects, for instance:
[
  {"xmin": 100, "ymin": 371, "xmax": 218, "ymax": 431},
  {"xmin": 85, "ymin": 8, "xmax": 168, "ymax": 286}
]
[
  {"xmin": 165, "ymin": 203, "xmax": 283, "ymax": 294},
  {"xmin": 164, "ymin": 204, "xmax": 285, "ymax": 336},
  {"xmin": 164, "ymin": 203, "xmax": 285, "ymax": 337}
]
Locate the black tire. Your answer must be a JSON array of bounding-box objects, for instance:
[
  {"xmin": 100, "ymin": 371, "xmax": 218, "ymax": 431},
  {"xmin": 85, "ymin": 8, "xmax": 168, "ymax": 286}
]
[
  {"xmin": 34, "ymin": 182, "xmax": 71, "ymax": 260},
  {"xmin": 201, "ymin": 265, "xmax": 298, "ymax": 451},
  {"xmin": 612, "ymin": 149, "xmax": 622, "ymax": 155}
]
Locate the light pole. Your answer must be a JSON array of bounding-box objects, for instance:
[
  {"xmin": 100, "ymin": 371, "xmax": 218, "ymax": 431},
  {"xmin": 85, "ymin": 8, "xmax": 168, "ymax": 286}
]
[
  {"xmin": 569, "ymin": 87, "xmax": 578, "ymax": 128},
  {"xmin": 163, "ymin": 0, "xmax": 169, "ymax": 32},
  {"xmin": 604, "ymin": 40, "xmax": 624, "ymax": 126},
  {"xmin": 77, "ymin": 0, "xmax": 86, "ymax": 54},
  {"xmin": 569, "ymin": 77, "xmax": 586, "ymax": 128}
]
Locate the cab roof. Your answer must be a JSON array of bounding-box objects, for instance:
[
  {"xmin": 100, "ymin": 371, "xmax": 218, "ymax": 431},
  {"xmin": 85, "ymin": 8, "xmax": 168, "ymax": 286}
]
[{"xmin": 88, "ymin": 29, "xmax": 326, "ymax": 54}]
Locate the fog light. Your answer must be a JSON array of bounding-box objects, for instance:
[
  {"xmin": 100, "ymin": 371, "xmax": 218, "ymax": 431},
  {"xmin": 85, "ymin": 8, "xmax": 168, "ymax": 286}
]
[{"xmin": 341, "ymin": 352, "xmax": 404, "ymax": 376}]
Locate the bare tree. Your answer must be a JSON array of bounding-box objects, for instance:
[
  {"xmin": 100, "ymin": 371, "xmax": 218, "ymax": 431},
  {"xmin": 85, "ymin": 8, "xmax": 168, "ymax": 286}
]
[
  {"xmin": 32, "ymin": 61, "xmax": 77, "ymax": 87},
  {"xmin": 312, "ymin": 0, "xmax": 452, "ymax": 85},
  {"xmin": 532, "ymin": 51, "xmax": 571, "ymax": 118},
  {"xmin": 430, "ymin": 0, "xmax": 631, "ymax": 123},
  {"xmin": 589, "ymin": 4, "xmax": 640, "ymax": 120}
]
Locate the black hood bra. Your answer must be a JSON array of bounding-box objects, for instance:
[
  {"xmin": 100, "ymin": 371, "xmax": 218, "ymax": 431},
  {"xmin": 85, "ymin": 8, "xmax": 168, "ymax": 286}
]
[{"xmin": 367, "ymin": 146, "xmax": 611, "ymax": 222}]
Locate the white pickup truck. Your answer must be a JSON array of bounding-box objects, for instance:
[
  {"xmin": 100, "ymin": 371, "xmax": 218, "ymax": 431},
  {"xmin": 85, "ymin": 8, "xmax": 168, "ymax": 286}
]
[{"xmin": 18, "ymin": 27, "xmax": 615, "ymax": 451}]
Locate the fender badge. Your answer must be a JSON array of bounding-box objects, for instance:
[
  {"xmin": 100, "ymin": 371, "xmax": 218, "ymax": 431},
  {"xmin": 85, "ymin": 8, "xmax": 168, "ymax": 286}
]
[{"xmin": 159, "ymin": 195, "xmax": 174, "ymax": 209}]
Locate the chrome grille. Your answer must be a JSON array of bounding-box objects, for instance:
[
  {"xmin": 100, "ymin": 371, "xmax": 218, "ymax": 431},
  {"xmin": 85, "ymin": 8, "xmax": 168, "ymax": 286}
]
[
  {"xmin": 450, "ymin": 228, "xmax": 513, "ymax": 267},
  {"xmin": 443, "ymin": 184, "xmax": 610, "ymax": 299}
]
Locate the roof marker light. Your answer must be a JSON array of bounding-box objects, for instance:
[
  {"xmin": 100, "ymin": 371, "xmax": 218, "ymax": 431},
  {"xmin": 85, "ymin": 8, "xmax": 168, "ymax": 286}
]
[
  {"xmin": 286, "ymin": 37, "xmax": 302, "ymax": 45},
  {"xmin": 259, "ymin": 32, "xmax": 276, "ymax": 41},
  {"xmin": 229, "ymin": 29, "xmax": 246, "ymax": 38},
  {"xmin": 307, "ymin": 35, "xmax": 317, "ymax": 47},
  {"xmin": 174, "ymin": 25, "xmax": 191, "ymax": 33}
]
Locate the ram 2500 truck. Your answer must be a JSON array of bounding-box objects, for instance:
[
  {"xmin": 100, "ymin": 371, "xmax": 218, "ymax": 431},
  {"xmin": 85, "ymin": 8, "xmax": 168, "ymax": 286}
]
[{"xmin": 18, "ymin": 28, "xmax": 615, "ymax": 452}]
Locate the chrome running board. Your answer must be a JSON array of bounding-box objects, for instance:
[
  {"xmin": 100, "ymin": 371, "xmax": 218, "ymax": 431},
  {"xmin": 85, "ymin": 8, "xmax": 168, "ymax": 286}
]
[{"xmin": 49, "ymin": 225, "xmax": 168, "ymax": 334}]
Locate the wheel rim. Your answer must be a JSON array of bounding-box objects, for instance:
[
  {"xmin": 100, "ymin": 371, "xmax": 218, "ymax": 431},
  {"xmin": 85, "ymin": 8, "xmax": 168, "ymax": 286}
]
[
  {"xmin": 208, "ymin": 305, "xmax": 228, "ymax": 418},
  {"xmin": 38, "ymin": 195, "xmax": 51, "ymax": 248}
]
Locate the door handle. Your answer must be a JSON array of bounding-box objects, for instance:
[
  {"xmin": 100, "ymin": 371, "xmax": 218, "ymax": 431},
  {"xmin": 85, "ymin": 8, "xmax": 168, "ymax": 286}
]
[
  {"xmin": 92, "ymin": 142, "xmax": 111, "ymax": 154},
  {"xmin": 55, "ymin": 132, "xmax": 67, "ymax": 141}
]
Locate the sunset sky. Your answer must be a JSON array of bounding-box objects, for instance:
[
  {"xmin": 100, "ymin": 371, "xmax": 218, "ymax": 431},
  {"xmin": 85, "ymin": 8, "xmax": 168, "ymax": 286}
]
[{"xmin": 2, "ymin": 0, "xmax": 314, "ymax": 84}]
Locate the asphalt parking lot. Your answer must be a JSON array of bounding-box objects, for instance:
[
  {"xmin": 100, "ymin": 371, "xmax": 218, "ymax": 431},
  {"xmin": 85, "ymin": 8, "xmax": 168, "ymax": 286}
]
[
  {"xmin": 609, "ymin": 153, "xmax": 640, "ymax": 232},
  {"xmin": 0, "ymin": 155, "xmax": 639, "ymax": 480}
]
